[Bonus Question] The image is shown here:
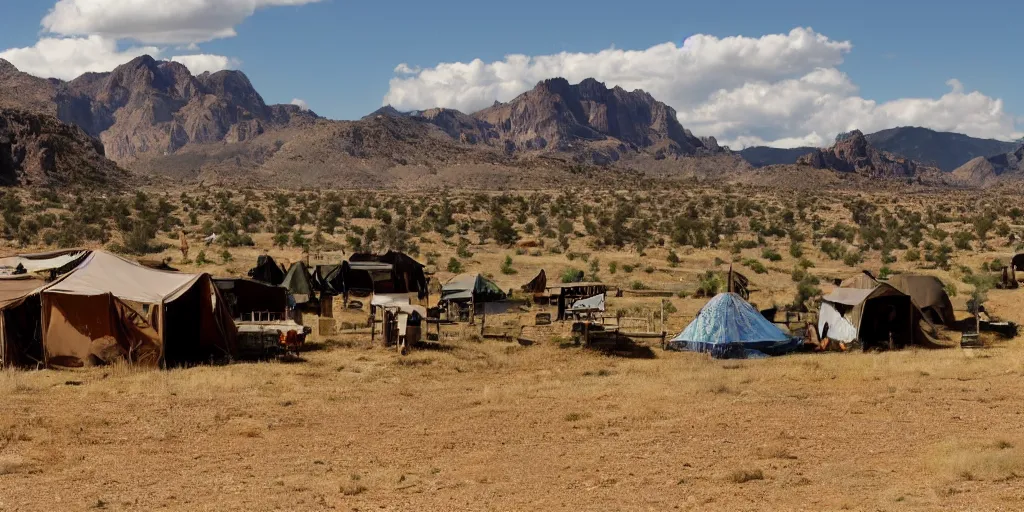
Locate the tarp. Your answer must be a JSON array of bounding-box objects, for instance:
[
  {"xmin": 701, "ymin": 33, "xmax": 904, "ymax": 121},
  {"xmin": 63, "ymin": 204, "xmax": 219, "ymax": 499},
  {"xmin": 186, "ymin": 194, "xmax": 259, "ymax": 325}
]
[
  {"xmin": 312, "ymin": 264, "xmax": 340, "ymax": 295},
  {"xmin": 568, "ymin": 293, "xmax": 606, "ymax": 313},
  {"xmin": 0, "ymin": 249, "xmax": 88, "ymax": 277},
  {"xmin": 282, "ymin": 261, "xmax": 315, "ymax": 304},
  {"xmin": 441, "ymin": 273, "xmax": 506, "ymax": 303},
  {"xmin": 248, "ymin": 255, "xmax": 285, "ymax": 286},
  {"xmin": 42, "ymin": 251, "xmax": 237, "ymax": 368},
  {"xmin": 885, "ymin": 274, "xmax": 956, "ymax": 328},
  {"xmin": 521, "ymin": 270, "xmax": 547, "ymax": 294},
  {"xmin": 667, "ymin": 293, "xmax": 800, "ymax": 358}
]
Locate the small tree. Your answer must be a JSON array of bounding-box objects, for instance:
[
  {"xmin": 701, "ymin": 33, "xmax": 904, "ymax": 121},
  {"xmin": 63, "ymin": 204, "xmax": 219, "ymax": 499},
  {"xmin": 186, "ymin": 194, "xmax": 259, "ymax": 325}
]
[
  {"xmin": 500, "ymin": 255, "xmax": 517, "ymax": 275},
  {"xmin": 195, "ymin": 250, "xmax": 208, "ymax": 266},
  {"xmin": 220, "ymin": 249, "xmax": 233, "ymax": 264}
]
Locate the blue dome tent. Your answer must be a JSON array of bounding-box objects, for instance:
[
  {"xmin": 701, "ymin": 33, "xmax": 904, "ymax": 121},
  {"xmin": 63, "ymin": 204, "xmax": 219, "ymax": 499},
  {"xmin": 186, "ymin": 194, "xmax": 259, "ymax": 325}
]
[{"xmin": 667, "ymin": 293, "xmax": 801, "ymax": 359}]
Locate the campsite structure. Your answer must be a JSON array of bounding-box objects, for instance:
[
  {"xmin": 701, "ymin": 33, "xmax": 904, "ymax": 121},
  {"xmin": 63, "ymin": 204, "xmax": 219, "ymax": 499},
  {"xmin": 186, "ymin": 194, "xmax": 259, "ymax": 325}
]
[
  {"xmin": 668, "ymin": 292, "xmax": 801, "ymax": 359},
  {"xmin": 818, "ymin": 273, "xmax": 946, "ymax": 350}
]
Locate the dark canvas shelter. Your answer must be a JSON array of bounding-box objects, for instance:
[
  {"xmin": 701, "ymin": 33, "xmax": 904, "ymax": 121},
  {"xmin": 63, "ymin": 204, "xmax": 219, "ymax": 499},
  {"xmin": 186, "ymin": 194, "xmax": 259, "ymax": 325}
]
[
  {"xmin": 214, "ymin": 278, "xmax": 289, "ymax": 319},
  {"xmin": 42, "ymin": 251, "xmax": 237, "ymax": 368},
  {"xmin": 248, "ymin": 255, "xmax": 285, "ymax": 286},
  {"xmin": 0, "ymin": 249, "xmax": 89, "ymax": 278},
  {"xmin": 282, "ymin": 262, "xmax": 315, "ymax": 304},
  {"xmin": 348, "ymin": 251, "xmax": 428, "ymax": 299},
  {"xmin": 521, "ymin": 270, "xmax": 547, "ymax": 294},
  {"xmin": 885, "ymin": 274, "xmax": 956, "ymax": 328},
  {"xmin": 336, "ymin": 260, "xmax": 393, "ymax": 298},
  {"xmin": 0, "ymin": 276, "xmax": 47, "ymax": 368},
  {"xmin": 441, "ymin": 273, "xmax": 507, "ymax": 304}
]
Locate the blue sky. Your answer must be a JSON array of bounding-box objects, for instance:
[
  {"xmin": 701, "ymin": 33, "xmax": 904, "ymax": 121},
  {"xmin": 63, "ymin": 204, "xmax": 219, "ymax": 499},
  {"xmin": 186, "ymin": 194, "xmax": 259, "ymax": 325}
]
[{"xmin": 1, "ymin": 0, "xmax": 1021, "ymax": 147}]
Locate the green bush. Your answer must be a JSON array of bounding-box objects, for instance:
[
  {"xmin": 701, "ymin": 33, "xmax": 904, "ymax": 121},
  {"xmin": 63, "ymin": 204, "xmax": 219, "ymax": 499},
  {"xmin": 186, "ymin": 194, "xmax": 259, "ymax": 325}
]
[
  {"xmin": 447, "ymin": 258, "xmax": 463, "ymax": 273},
  {"xmin": 761, "ymin": 248, "xmax": 782, "ymax": 262},
  {"xmin": 500, "ymin": 255, "xmax": 517, "ymax": 275},
  {"xmin": 561, "ymin": 267, "xmax": 584, "ymax": 283}
]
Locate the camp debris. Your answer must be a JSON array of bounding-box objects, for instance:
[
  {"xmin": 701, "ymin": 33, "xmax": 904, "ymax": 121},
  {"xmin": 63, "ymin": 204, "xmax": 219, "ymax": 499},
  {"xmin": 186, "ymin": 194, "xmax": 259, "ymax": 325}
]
[
  {"xmin": 521, "ymin": 270, "xmax": 547, "ymax": 295},
  {"xmin": 567, "ymin": 293, "xmax": 606, "ymax": 313},
  {"xmin": 667, "ymin": 292, "xmax": 801, "ymax": 359}
]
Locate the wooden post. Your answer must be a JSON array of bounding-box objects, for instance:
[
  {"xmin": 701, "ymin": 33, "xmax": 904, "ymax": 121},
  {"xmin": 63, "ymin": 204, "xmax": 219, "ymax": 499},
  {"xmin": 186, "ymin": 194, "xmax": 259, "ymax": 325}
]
[
  {"xmin": 728, "ymin": 265, "xmax": 734, "ymax": 294},
  {"xmin": 370, "ymin": 305, "xmax": 376, "ymax": 342}
]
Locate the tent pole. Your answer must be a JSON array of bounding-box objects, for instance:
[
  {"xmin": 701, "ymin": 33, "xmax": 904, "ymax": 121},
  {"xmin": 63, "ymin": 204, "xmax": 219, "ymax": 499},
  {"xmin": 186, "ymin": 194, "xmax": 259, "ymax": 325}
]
[{"xmin": 159, "ymin": 299, "xmax": 166, "ymax": 368}]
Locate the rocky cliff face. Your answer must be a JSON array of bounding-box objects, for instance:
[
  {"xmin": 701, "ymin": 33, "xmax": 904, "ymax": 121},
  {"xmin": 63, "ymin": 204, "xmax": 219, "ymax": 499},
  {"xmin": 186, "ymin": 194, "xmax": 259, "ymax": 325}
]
[
  {"xmin": 865, "ymin": 126, "xmax": 1019, "ymax": 172},
  {"xmin": 0, "ymin": 56, "xmax": 318, "ymax": 165},
  {"xmin": 0, "ymin": 108, "xmax": 127, "ymax": 187},
  {"xmin": 797, "ymin": 130, "xmax": 934, "ymax": 179},
  {"xmin": 468, "ymin": 78, "xmax": 720, "ymax": 162}
]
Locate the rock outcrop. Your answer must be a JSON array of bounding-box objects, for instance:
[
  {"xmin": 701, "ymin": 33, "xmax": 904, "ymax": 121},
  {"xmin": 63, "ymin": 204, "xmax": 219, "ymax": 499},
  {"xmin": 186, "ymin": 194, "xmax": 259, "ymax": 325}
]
[
  {"xmin": 951, "ymin": 145, "xmax": 1024, "ymax": 187},
  {"xmin": 797, "ymin": 130, "xmax": 935, "ymax": 179},
  {"xmin": 0, "ymin": 108, "xmax": 127, "ymax": 187}
]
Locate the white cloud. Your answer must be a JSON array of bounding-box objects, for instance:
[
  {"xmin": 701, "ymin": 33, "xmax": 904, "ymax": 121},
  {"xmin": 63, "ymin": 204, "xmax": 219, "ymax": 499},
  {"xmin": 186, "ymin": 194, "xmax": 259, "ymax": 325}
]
[
  {"xmin": 171, "ymin": 54, "xmax": 241, "ymax": 75},
  {"xmin": 384, "ymin": 27, "xmax": 1022, "ymax": 148},
  {"xmin": 42, "ymin": 0, "xmax": 324, "ymax": 44},
  {"xmin": 290, "ymin": 98, "xmax": 309, "ymax": 110},
  {"xmin": 0, "ymin": 36, "xmax": 160, "ymax": 80}
]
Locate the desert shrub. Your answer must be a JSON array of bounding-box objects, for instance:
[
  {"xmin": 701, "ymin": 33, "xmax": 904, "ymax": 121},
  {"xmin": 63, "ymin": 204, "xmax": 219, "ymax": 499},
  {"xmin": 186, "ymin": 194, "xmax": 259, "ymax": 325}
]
[
  {"xmin": 743, "ymin": 259, "xmax": 767, "ymax": 274},
  {"xmin": 843, "ymin": 250, "xmax": 863, "ymax": 267},
  {"xmin": 952, "ymin": 231, "xmax": 974, "ymax": 251},
  {"xmin": 761, "ymin": 248, "xmax": 782, "ymax": 262},
  {"xmin": 789, "ymin": 242, "xmax": 803, "ymax": 258},
  {"xmin": 220, "ymin": 249, "xmax": 233, "ymax": 263},
  {"xmin": 561, "ymin": 267, "xmax": 584, "ymax": 283},
  {"xmin": 608, "ymin": 261, "xmax": 618, "ymax": 274},
  {"xmin": 447, "ymin": 258, "xmax": 463, "ymax": 273},
  {"xmin": 195, "ymin": 250, "xmax": 208, "ymax": 265},
  {"xmin": 630, "ymin": 280, "xmax": 647, "ymax": 290},
  {"xmin": 988, "ymin": 259, "xmax": 1005, "ymax": 272},
  {"xmin": 905, "ymin": 248, "xmax": 921, "ymax": 261},
  {"xmin": 697, "ymin": 271, "xmax": 723, "ymax": 297},
  {"xmin": 667, "ymin": 250, "xmax": 680, "ymax": 267}
]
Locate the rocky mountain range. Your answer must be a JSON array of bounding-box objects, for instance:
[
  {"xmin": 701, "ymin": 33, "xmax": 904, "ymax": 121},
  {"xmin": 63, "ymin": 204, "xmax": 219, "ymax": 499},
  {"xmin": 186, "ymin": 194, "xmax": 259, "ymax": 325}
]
[
  {"xmin": 795, "ymin": 130, "xmax": 943, "ymax": 182},
  {"xmin": 0, "ymin": 108, "xmax": 127, "ymax": 187},
  {"xmin": 0, "ymin": 57, "xmax": 737, "ymax": 187},
  {"xmin": 2, "ymin": 55, "xmax": 1019, "ymax": 190},
  {"xmin": 740, "ymin": 127, "xmax": 1020, "ymax": 172}
]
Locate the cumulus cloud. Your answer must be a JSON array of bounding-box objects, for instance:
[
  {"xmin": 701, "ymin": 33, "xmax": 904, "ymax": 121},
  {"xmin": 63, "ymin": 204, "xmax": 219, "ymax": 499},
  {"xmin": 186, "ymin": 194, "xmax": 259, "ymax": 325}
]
[
  {"xmin": 0, "ymin": 36, "xmax": 159, "ymax": 80},
  {"xmin": 171, "ymin": 54, "xmax": 241, "ymax": 75},
  {"xmin": 290, "ymin": 98, "xmax": 309, "ymax": 110},
  {"xmin": 42, "ymin": 0, "xmax": 324, "ymax": 44},
  {"xmin": 385, "ymin": 27, "xmax": 1021, "ymax": 148},
  {"xmin": 2, "ymin": 0, "xmax": 315, "ymax": 82}
]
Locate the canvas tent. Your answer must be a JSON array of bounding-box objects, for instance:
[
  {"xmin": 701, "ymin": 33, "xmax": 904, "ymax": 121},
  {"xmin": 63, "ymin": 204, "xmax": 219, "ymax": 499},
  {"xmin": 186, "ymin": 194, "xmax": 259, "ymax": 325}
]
[
  {"xmin": 885, "ymin": 274, "xmax": 956, "ymax": 328},
  {"xmin": 819, "ymin": 274, "xmax": 945, "ymax": 349},
  {"xmin": 248, "ymin": 255, "xmax": 285, "ymax": 286},
  {"xmin": 41, "ymin": 251, "xmax": 237, "ymax": 368},
  {"xmin": 667, "ymin": 293, "xmax": 800, "ymax": 359},
  {"xmin": 440, "ymin": 273, "xmax": 507, "ymax": 304},
  {"xmin": 0, "ymin": 276, "xmax": 48, "ymax": 368},
  {"xmin": 282, "ymin": 261, "xmax": 315, "ymax": 304}
]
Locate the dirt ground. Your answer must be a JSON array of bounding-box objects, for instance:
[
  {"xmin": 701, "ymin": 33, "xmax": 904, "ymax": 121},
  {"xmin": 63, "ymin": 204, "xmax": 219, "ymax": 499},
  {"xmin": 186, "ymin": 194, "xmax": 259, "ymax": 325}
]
[{"xmin": 3, "ymin": 322, "xmax": 1024, "ymax": 511}]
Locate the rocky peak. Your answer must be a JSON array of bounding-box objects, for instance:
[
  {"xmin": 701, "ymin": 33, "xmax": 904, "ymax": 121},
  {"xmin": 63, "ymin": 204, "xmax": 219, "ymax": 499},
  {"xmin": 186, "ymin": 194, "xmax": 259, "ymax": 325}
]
[{"xmin": 797, "ymin": 129, "xmax": 931, "ymax": 178}]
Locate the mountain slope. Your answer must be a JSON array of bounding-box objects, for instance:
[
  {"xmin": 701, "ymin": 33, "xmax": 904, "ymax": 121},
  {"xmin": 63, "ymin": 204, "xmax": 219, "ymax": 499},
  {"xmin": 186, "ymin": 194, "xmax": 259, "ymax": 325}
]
[
  {"xmin": 0, "ymin": 108, "xmax": 127, "ymax": 187},
  {"xmin": 952, "ymin": 145, "xmax": 1024, "ymax": 187},
  {"xmin": 865, "ymin": 127, "xmax": 1019, "ymax": 172}
]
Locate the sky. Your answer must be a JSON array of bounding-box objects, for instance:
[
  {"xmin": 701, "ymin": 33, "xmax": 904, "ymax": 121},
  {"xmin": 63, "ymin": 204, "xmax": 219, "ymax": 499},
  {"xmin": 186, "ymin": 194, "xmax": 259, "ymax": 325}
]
[{"xmin": 1, "ymin": 0, "xmax": 1022, "ymax": 148}]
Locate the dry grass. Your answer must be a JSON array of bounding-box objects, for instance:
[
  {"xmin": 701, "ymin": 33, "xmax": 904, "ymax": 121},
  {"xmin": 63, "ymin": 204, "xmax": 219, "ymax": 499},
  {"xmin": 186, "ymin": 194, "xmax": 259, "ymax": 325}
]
[{"xmin": 3, "ymin": 339, "xmax": 1024, "ymax": 510}]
